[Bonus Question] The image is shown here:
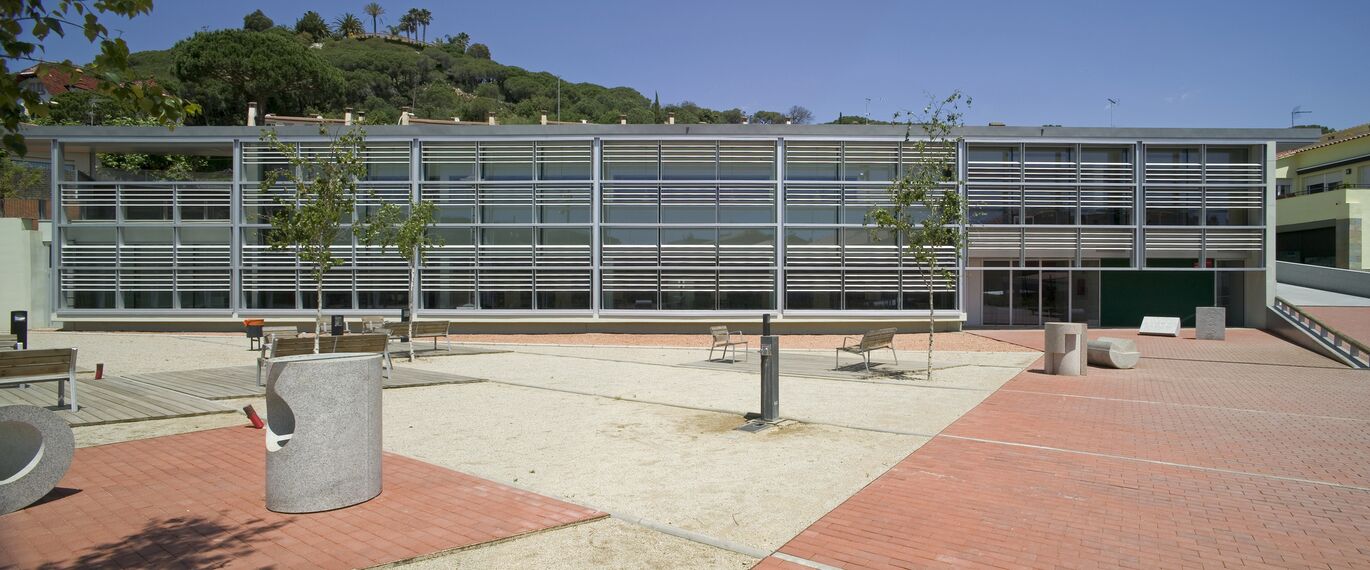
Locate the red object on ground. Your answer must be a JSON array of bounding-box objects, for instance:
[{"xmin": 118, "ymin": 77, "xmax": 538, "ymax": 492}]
[
  {"xmin": 94, "ymin": 363, "xmax": 103, "ymax": 380},
  {"xmin": 242, "ymin": 404, "xmax": 264, "ymax": 429},
  {"xmin": 243, "ymin": 318, "xmax": 265, "ymax": 326},
  {"xmin": 0, "ymin": 427, "xmax": 604, "ymax": 569}
]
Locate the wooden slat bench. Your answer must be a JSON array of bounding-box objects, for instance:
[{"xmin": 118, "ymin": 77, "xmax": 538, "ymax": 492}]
[
  {"xmin": 0, "ymin": 348, "xmax": 78, "ymax": 411},
  {"xmin": 256, "ymin": 334, "xmax": 393, "ymax": 386},
  {"xmin": 384, "ymin": 321, "xmax": 452, "ymax": 361},
  {"xmin": 835, "ymin": 328, "xmax": 898, "ymax": 371}
]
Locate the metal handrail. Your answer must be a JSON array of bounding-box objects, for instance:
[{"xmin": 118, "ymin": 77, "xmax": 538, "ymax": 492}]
[{"xmin": 1273, "ymin": 296, "xmax": 1370, "ymax": 369}]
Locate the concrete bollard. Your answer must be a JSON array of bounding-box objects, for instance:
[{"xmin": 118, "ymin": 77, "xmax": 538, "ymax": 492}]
[{"xmin": 1044, "ymin": 322, "xmax": 1087, "ymax": 376}]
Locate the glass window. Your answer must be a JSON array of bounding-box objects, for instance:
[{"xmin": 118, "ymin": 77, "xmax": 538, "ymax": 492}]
[
  {"xmin": 969, "ymin": 146, "xmax": 1018, "ymax": 162},
  {"xmin": 719, "ymin": 227, "xmax": 774, "ymax": 246},
  {"xmin": 540, "ymin": 205, "xmax": 590, "ymax": 223},
  {"xmin": 662, "ymin": 289, "xmax": 715, "ymax": 310},
  {"xmin": 538, "ymin": 143, "xmax": 591, "ymax": 180},
  {"xmin": 602, "ymin": 205, "xmax": 658, "ymax": 223},
  {"xmin": 661, "ymin": 228, "xmax": 716, "ymax": 246},
  {"xmin": 1206, "ymin": 147, "xmax": 1250, "ymax": 164},
  {"xmin": 1205, "ymin": 208, "xmax": 1258, "ymax": 226},
  {"xmin": 480, "ymin": 291, "xmax": 532, "ymax": 310},
  {"xmin": 481, "ymin": 143, "xmax": 534, "ymax": 181},
  {"xmin": 970, "ymin": 207, "xmax": 1021, "ymax": 224},
  {"xmin": 482, "ymin": 227, "xmax": 532, "ymax": 246},
  {"xmin": 785, "ymin": 228, "xmax": 838, "ymax": 246},
  {"xmin": 605, "ymin": 291, "xmax": 657, "ymax": 309},
  {"xmin": 436, "ymin": 206, "xmax": 475, "ymax": 224},
  {"xmin": 720, "ymin": 161, "xmax": 773, "ymax": 180},
  {"xmin": 481, "ymin": 205, "xmax": 533, "ymax": 224},
  {"xmin": 719, "ymin": 291, "xmax": 773, "ymax": 310},
  {"xmin": 1080, "ymin": 208, "xmax": 1130, "ymax": 225},
  {"xmin": 845, "ymin": 291, "xmax": 898, "ymax": 311},
  {"xmin": 538, "ymin": 291, "xmax": 590, "ymax": 310},
  {"xmin": 434, "ymin": 227, "xmax": 474, "ymax": 246},
  {"xmin": 1025, "ymin": 147, "xmax": 1073, "ymax": 163},
  {"xmin": 540, "ymin": 227, "xmax": 591, "ymax": 246},
  {"xmin": 603, "ymin": 228, "xmax": 657, "ymax": 245},
  {"xmin": 1146, "ymin": 147, "xmax": 1199, "ymax": 164},
  {"xmin": 786, "ymin": 291, "xmax": 839, "ymax": 310},
  {"xmin": 603, "ymin": 160, "xmax": 658, "ymax": 180},
  {"xmin": 1081, "ymin": 146, "xmax": 1130, "ymax": 163},
  {"xmin": 786, "ymin": 161, "xmax": 839, "ymax": 181},
  {"xmin": 425, "ymin": 162, "xmax": 475, "ymax": 181},
  {"xmin": 719, "ymin": 205, "xmax": 774, "ymax": 223},
  {"xmin": 662, "ymin": 162, "xmax": 715, "ymax": 180},
  {"xmin": 661, "ymin": 205, "xmax": 715, "ymax": 224},
  {"xmin": 365, "ymin": 162, "xmax": 409, "ymax": 181},
  {"xmin": 1146, "ymin": 208, "xmax": 1200, "ymax": 226},
  {"xmin": 785, "ymin": 205, "xmax": 839, "ymax": 224},
  {"xmin": 424, "ymin": 289, "xmax": 474, "ymax": 310},
  {"xmin": 1024, "ymin": 207, "xmax": 1075, "ymax": 225}
]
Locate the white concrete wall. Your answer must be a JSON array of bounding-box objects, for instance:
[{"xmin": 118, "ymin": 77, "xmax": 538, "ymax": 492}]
[{"xmin": 0, "ymin": 218, "xmax": 54, "ymax": 328}]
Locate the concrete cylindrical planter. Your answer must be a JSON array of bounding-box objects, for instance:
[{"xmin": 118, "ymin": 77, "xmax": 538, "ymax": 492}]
[{"xmin": 265, "ymin": 352, "xmax": 383, "ymax": 513}]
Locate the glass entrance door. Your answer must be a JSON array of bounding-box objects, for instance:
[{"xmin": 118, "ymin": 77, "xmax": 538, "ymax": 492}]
[{"xmin": 978, "ymin": 260, "xmax": 1101, "ymax": 327}]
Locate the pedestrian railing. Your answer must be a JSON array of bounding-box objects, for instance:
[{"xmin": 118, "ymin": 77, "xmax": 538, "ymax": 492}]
[{"xmin": 1273, "ymin": 296, "xmax": 1370, "ymax": 369}]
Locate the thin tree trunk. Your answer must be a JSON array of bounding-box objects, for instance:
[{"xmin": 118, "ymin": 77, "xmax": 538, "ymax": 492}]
[
  {"xmin": 926, "ymin": 264, "xmax": 935, "ymax": 381},
  {"xmin": 314, "ymin": 280, "xmax": 323, "ymax": 354},
  {"xmin": 408, "ymin": 252, "xmax": 416, "ymax": 362}
]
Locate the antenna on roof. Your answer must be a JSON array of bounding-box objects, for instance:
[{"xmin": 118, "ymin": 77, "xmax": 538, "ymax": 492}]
[
  {"xmin": 1106, "ymin": 98, "xmax": 1119, "ymax": 127},
  {"xmin": 1291, "ymin": 105, "xmax": 1311, "ymax": 128}
]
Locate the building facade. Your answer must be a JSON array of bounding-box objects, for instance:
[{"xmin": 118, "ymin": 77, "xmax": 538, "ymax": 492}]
[
  {"xmin": 21, "ymin": 124, "xmax": 1315, "ymax": 331},
  {"xmin": 1276, "ymin": 124, "xmax": 1370, "ymax": 269}
]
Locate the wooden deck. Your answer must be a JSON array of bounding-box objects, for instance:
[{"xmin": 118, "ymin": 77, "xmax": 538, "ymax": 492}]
[
  {"xmin": 120, "ymin": 365, "xmax": 484, "ymax": 401},
  {"xmin": 0, "ymin": 377, "xmax": 233, "ymax": 427}
]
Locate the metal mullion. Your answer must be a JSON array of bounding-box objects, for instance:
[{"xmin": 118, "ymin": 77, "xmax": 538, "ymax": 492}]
[{"xmin": 591, "ymin": 137, "xmax": 603, "ymax": 315}]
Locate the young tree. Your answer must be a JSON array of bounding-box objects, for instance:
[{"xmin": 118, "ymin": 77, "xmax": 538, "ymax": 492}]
[
  {"xmin": 260, "ymin": 126, "xmax": 368, "ymax": 353},
  {"xmin": 1, "ymin": 0, "xmax": 199, "ymax": 155},
  {"xmin": 243, "ymin": 10, "xmax": 274, "ymax": 32},
  {"xmin": 866, "ymin": 91, "xmax": 970, "ymax": 381},
  {"xmin": 363, "ymin": 2, "xmax": 384, "ymax": 34},
  {"xmin": 355, "ymin": 200, "xmax": 442, "ymax": 361}
]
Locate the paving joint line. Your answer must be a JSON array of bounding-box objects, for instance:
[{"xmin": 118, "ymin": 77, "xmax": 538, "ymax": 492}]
[
  {"xmin": 939, "ymin": 434, "xmax": 1370, "ymax": 493},
  {"xmin": 1000, "ymin": 389, "xmax": 1370, "ymax": 422}
]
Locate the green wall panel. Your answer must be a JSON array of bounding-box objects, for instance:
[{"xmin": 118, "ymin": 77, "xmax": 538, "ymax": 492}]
[{"xmin": 1101, "ymin": 271, "xmax": 1213, "ymax": 327}]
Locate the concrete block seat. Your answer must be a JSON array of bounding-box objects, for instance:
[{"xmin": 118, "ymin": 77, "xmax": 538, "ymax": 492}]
[
  {"xmin": 1087, "ymin": 337, "xmax": 1141, "ymax": 369},
  {"xmin": 0, "ymin": 405, "xmax": 75, "ymax": 515},
  {"xmin": 265, "ymin": 353, "xmax": 383, "ymax": 514}
]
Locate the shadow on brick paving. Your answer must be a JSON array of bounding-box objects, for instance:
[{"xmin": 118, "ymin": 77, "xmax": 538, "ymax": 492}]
[{"xmin": 35, "ymin": 514, "xmax": 287, "ymax": 569}]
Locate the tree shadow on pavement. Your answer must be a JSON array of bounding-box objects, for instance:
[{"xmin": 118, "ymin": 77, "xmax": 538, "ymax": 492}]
[{"xmin": 38, "ymin": 513, "xmax": 288, "ymax": 569}]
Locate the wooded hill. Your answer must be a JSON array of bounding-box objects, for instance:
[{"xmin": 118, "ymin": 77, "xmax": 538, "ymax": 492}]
[{"xmin": 44, "ymin": 12, "xmax": 812, "ymax": 128}]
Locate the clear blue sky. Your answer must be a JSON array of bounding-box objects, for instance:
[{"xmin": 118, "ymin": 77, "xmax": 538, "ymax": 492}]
[{"xmin": 33, "ymin": 0, "xmax": 1370, "ymax": 129}]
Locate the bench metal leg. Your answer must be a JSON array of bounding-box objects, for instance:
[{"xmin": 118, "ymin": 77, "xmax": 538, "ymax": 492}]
[
  {"xmin": 709, "ymin": 345, "xmax": 715, "ymax": 361},
  {"xmin": 68, "ymin": 376, "xmax": 77, "ymax": 412},
  {"xmin": 864, "ymin": 353, "xmax": 871, "ymax": 372},
  {"xmin": 744, "ymin": 342, "xmax": 750, "ymax": 362},
  {"xmin": 891, "ymin": 347, "xmax": 899, "ymax": 365}
]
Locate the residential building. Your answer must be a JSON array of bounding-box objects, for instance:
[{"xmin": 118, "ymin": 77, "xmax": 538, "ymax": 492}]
[{"xmin": 1275, "ymin": 123, "xmax": 1370, "ymax": 269}]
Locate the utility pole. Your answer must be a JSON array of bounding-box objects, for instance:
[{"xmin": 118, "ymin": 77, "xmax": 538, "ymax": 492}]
[
  {"xmin": 1107, "ymin": 98, "xmax": 1118, "ymax": 127},
  {"xmin": 556, "ymin": 77, "xmax": 562, "ymax": 122},
  {"xmin": 864, "ymin": 98, "xmax": 872, "ymax": 124}
]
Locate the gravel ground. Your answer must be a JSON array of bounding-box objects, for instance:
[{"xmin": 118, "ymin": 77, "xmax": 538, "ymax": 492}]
[{"xmin": 38, "ymin": 331, "xmax": 1039, "ymax": 566}]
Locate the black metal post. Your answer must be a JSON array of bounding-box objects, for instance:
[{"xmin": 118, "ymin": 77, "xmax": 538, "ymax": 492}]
[
  {"xmin": 10, "ymin": 310, "xmax": 27, "ymax": 349},
  {"xmin": 331, "ymin": 315, "xmax": 345, "ymax": 336},
  {"xmin": 760, "ymin": 314, "xmax": 779, "ymax": 422}
]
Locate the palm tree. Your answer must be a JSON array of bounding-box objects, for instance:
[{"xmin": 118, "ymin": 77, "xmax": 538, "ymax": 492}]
[
  {"xmin": 334, "ymin": 13, "xmax": 364, "ymax": 39},
  {"xmin": 415, "ymin": 9, "xmax": 432, "ymax": 43},
  {"xmin": 363, "ymin": 3, "xmax": 384, "ymax": 34},
  {"xmin": 399, "ymin": 12, "xmax": 416, "ymax": 40}
]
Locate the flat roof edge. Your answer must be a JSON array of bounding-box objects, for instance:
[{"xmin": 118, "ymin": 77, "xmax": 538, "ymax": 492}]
[{"xmin": 19, "ymin": 124, "xmax": 1324, "ymax": 142}]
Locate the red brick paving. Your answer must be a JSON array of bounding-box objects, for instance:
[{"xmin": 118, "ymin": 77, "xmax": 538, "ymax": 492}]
[
  {"xmin": 0, "ymin": 427, "xmax": 603, "ymax": 569},
  {"xmin": 1300, "ymin": 306, "xmax": 1370, "ymax": 349},
  {"xmin": 760, "ymin": 328, "xmax": 1370, "ymax": 569},
  {"xmin": 974, "ymin": 327, "xmax": 1346, "ymax": 369}
]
